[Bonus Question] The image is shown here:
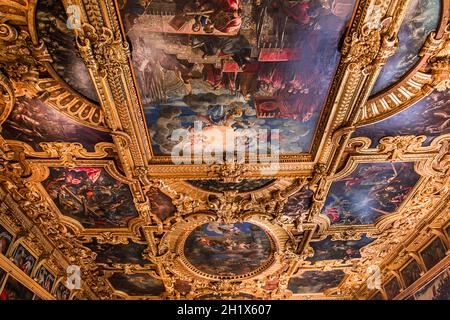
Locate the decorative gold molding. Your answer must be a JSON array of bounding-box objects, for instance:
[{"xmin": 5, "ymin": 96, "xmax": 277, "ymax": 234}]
[
  {"xmin": 0, "ymin": 1, "xmax": 109, "ymax": 131},
  {"xmin": 0, "ymin": 0, "xmax": 448, "ymax": 300}
]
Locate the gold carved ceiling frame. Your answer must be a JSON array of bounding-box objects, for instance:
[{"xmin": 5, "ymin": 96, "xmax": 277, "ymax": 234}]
[{"xmin": 0, "ymin": 0, "xmax": 449, "ymax": 299}]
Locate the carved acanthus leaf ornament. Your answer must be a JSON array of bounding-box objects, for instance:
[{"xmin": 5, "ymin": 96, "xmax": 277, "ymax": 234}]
[{"xmin": 75, "ymin": 23, "xmax": 130, "ymax": 78}]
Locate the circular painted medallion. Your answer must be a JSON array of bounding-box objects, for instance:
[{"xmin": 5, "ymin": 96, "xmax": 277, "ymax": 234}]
[{"xmin": 183, "ymin": 222, "xmax": 274, "ymax": 277}]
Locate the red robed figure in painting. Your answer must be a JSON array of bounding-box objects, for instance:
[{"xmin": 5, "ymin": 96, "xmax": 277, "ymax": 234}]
[
  {"xmin": 255, "ymin": 94, "xmax": 314, "ymax": 122},
  {"xmin": 210, "ymin": 0, "xmax": 242, "ymax": 33},
  {"xmin": 255, "ymin": 74, "xmax": 315, "ymax": 122},
  {"xmin": 183, "ymin": 0, "xmax": 242, "ymax": 34},
  {"xmin": 216, "ymin": 0, "xmax": 240, "ymax": 11},
  {"xmin": 258, "ymin": 63, "xmax": 290, "ymax": 91}
]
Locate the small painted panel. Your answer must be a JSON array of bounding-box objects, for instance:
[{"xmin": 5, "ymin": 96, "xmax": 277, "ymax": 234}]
[
  {"xmin": 420, "ymin": 237, "xmax": 447, "ymax": 271},
  {"xmin": 12, "ymin": 245, "xmax": 36, "ymax": 276},
  {"xmin": 35, "ymin": 266, "xmax": 56, "ymax": 293},
  {"xmin": 322, "ymin": 162, "xmax": 420, "ymax": 225},
  {"xmin": 401, "ymin": 259, "xmax": 422, "ymax": 288},
  {"xmin": 282, "ymin": 186, "xmax": 313, "ymax": 217},
  {"xmin": 0, "ymin": 277, "xmax": 34, "ymax": 300},
  {"xmin": 44, "ymin": 167, "xmax": 139, "ymax": 228},
  {"xmin": 146, "ymin": 187, "xmax": 176, "ymax": 221},
  {"xmin": 174, "ymin": 280, "xmax": 192, "ymax": 294},
  {"xmin": 55, "ymin": 282, "xmax": 71, "ymax": 300},
  {"xmin": 307, "ymin": 235, "xmax": 375, "ymax": 262},
  {"xmin": 355, "ymin": 91, "xmax": 450, "ymax": 147},
  {"xmin": 384, "ymin": 277, "xmax": 401, "ymax": 300},
  {"xmin": 85, "ymin": 241, "xmax": 149, "ymax": 265},
  {"xmin": 0, "ymin": 224, "xmax": 13, "ymax": 255}
]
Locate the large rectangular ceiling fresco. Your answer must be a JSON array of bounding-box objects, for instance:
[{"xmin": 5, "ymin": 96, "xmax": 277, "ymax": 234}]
[{"xmin": 119, "ymin": 0, "xmax": 356, "ymax": 155}]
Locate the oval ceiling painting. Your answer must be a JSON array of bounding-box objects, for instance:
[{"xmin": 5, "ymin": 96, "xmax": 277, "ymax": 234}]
[{"xmin": 184, "ymin": 222, "xmax": 274, "ymax": 277}]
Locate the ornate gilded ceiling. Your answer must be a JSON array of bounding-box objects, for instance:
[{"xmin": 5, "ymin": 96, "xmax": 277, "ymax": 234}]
[{"xmin": 0, "ymin": 0, "xmax": 449, "ymax": 300}]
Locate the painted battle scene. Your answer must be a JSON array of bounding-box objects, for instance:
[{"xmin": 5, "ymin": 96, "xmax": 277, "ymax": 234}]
[
  {"xmin": 371, "ymin": 0, "xmax": 441, "ymax": 95},
  {"xmin": 354, "ymin": 90, "xmax": 450, "ymax": 147},
  {"xmin": 420, "ymin": 237, "xmax": 447, "ymax": 270},
  {"xmin": 1, "ymin": 97, "xmax": 112, "ymax": 152},
  {"xmin": 12, "ymin": 245, "xmax": 36, "ymax": 276},
  {"xmin": 84, "ymin": 241, "xmax": 150, "ymax": 265},
  {"xmin": 282, "ymin": 185, "xmax": 313, "ymax": 217},
  {"xmin": 0, "ymin": 277, "xmax": 34, "ymax": 300},
  {"xmin": 187, "ymin": 178, "xmax": 274, "ymax": 192},
  {"xmin": 146, "ymin": 187, "xmax": 176, "ymax": 221},
  {"xmin": 108, "ymin": 273, "xmax": 166, "ymax": 296},
  {"xmin": 0, "ymin": 224, "xmax": 13, "ymax": 255},
  {"xmin": 401, "ymin": 259, "xmax": 422, "ymax": 288},
  {"xmin": 55, "ymin": 282, "xmax": 71, "ymax": 300},
  {"xmin": 43, "ymin": 167, "xmax": 139, "ymax": 228},
  {"xmin": 322, "ymin": 162, "xmax": 420, "ymax": 225},
  {"xmin": 287, "ymin": 270, "xmax": 345, "ymax": 294},
  {"xmin": 307, "ymin": 235, "xmax": 375, "ymax": 262},
  {"xmin": 184, "ymin": 222, "xmax": 273, "ymax": 276},
  {"xmin": 35, "ymin": 266, "xmax": 55, "ymax": 293},
  {"xmin": 414, "ymin": 269, "xmax": 450, "ymax": 300},
  {"xmin": 119, "ymin": 0, "xmax": 356, "ymax": 155},
  {"xmin": 384, "ymin": 277, "xmax": 401, "ymax": 299},
  {"xmin": 37, "ymin": 0, "xmax": 99, "ymax": 101}
]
